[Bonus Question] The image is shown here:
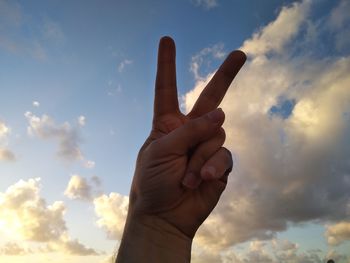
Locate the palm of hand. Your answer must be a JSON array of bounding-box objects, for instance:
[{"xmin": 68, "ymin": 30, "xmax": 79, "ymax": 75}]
[
  {"xmin": 129, "ymin": 37, "xmax": 246, "ymax": 238},
  {"xmin": 132, "ymin": 113, "xmax": 225, "ymax": 237}
]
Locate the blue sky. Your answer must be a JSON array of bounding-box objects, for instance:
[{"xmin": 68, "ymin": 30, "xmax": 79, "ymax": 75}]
[
  {"xmin": 0, "ymin": 0, "xmax": 301, "ymax": 196},
  {"xmin": 0, "ymin": 0, "xmax": 350, "ymax": 262}
]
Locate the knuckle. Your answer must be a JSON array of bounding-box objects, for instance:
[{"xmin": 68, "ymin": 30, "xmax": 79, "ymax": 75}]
[
  {"xmin": 187, "ymin": 118, "xmax": 207, "ymax": 133},
  {"xmin": 189, "ymin": 152, "xmax": 207, "ymax": 172},
  {"xmin": 186, "ymin": 120, "xmax": 196, "ymax": 131},
  {"xmin": 146, "ymin": 139, "xmax": 163, "ymax": 156}
]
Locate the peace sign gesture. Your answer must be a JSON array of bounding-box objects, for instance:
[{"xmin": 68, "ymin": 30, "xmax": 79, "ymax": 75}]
[
  {"xmin": 117, "ymin": 37, "xmax": 246, "ymax": 263},
  {"xmin": 145, "ymin": 36, "xmax": 246, "ymax": 188}
]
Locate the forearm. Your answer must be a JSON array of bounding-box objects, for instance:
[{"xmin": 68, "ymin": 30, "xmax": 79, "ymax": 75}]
[{"xmin": 116, "ymin": 214, "xmax": 192, "ymax": 263}]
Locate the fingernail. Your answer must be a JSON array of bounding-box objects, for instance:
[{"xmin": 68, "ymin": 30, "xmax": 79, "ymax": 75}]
[
  {"xmin": 182, "ymin": 172, "xmax": 201, "ymax": 189},
  {"xmin": 208, "ymin": 108, "xmax": 224, "ymax": 124},
  {"xmin": 201, "ymin": 166, "xmax": 216, "ymax": 180}
]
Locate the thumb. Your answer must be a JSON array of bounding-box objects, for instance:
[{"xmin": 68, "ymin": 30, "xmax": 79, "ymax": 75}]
[{"xmin": 161, "ymin": 108, "xmax": 225, "ymax": 155}]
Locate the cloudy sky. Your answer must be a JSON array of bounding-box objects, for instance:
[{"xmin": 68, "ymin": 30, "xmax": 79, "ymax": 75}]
[{"xmin": 0, "ymin": 0, "xmax": 350, "ymax": 262}]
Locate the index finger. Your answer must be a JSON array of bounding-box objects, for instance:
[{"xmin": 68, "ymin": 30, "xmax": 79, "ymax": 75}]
[{"xmin": 188, "ymin": 50, "xmax": 246, "ymax": 118}]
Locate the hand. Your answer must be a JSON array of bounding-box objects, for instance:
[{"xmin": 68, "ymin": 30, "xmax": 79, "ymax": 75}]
[
  {"xmin": 116, "ymin": 37, "xmax": 246, "ymax": 262},
  {"xmin": 144, "ymin": 36, "xmax": 246, "ymax": 189}
]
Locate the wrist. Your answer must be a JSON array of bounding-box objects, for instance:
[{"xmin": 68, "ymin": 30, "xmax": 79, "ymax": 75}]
[{"xmin": 116, "ymin": 214, "xmax": 192, "ymax": 263}]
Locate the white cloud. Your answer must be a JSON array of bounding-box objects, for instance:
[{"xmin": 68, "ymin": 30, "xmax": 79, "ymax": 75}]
[
  {"xmin": 117, "ymin": 59, "xmax": 133, "ymax": 73},
  {"xmin": 84, "ymin": 159, "xmax": 96, "ymax": 169},
  {"xmin": 326, "ymin": 221, "xmax": 350, "ymax": 246},
  {"xmin": 91, "ymin": 192, "xmax": 336, "ymax": 263},
  {"xmin": 91, "ymin": 175, "xmax": 101, "ymax": 186},
  {"xmin": 326, "ymin": 250, "xmax": 349, "ymax": 263},
  {"xmin": 328, "ymin": 0, "xmax": 350, "ymax": 52},
  {"xmin": 191, "ymin": 0, "xmax": 218, "ymax": 9},
  {"xmin": 271, "ymin": 238, "xmax": 298, "ymax": 251},
  {"xmin": 241, "ymin": 0, "xmax": 310, "ymax": 56},
  {"xmin": 78, "ymin": 115, "xmax": 86, "ymax": 126},
  {"xmin": 241, "ymin": 248, "xmax": 273, "ymax": 263},
  {"xmin": 0, "ymin": 178, "xmax": 66, "ymax": 242},
  {"xmin": 0, "ymin": 121, "xmax": 10, "ymax": 138},
  {"xmin": 190, "ymin": 43, "xmax": 226, "ymax": 81},
  {"xmin": 107, "ymin": 83, "xmax": 122, "ymax": 97},
  {"xmin": 64, "ymin": 175, "xmax": 93, "ymax": 201},
  {"xmin": 0, "ymin": 242, "xmax": 30, "ymax": 255},
  {"xmin": 183, "ymin": 0, "xmax": 350, "ymax": 256},
  {"xmin": 0, "ymin": 178, "xmax": 98, "ymax": 255},
  {"xmin": 46, "ymin": 233, "xmax": 98, "ymax": 255},
  {"xmin": 0, "ymin": 32, "xmax": 47, "ymax": 60},
  {"xmin": 29, "ymin": 41, "xmax": 47, "ymax": 60},
  {"xmin": 0, "ymin": 148, "xmax": 16, "ymax": 161},
  {"xmin": 0, "ymin": 2, "xmax": 65, "ymax": 58},
  {"xmin": 100, "ymin": 255, "xmax": 115, "ymax": 263},
  {"xmin": 93, "ymin": 192, "xmax": 128, "ymax": 239},
  {"xmin": 191, "ymin": 238, "xmax": 339, "ymax": 263},
  {"xmin": 181, "ymin": 71, "xmax": 214, "ymax": 112},
  {"xmin": 0, "ymin": 120, "xmax": 15, "ymax": 161},
  {"xmin": 24, "ymin": 111, "xmax": 93, "ymax": 166},
  {"xmin": 191, "ymin": 245, "xmax": 222, "ymax": 263},
  {"xmin": 32, "ymin": 101, "xmax": 40, "ymax": 107},
  {"xmin": 64, "ymin": 174, "xmax": 100, "ymax": 201},
  {"xmin": 328, "ymin": 0, "xmax": 350, "ymax": 30},
  {"xmin": 42, "ymin": 19, "xmax": 65, "ymax": 43},
  {"xmin": 0, "ymin": 1, "xmax": 50, "ymax": 60}
]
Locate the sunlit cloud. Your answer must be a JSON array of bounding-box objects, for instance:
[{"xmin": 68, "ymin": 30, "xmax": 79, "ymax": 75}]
[
  {"xmin": 326, "ymin": 221, "xmax": 350, "ymax": 246},
  {"xmin": 25, "ymin": 111, "xmax": 82, "ymax": 161},
  {"xmin": 0, "ymin": 1, "xmax": 65, "ymax": 58},
  {"xmin": 107, "ymin": 83, "xmax": 122, "ymax": 97},
  {"xmin": 190, "ymin": 43, "xmax": 226, "ymax": 81},
  {"xmin": 1, "ymin": 0, "xmax": 349, "ymax": 262},
  {"xmin": 0, "ymin": 242, "xmax": 30, "ymax": 256},
  {"xmin": 0, "ymin": 120, "xmax": 15, "ymax": 161},
  {"xmin": 328, "ymin": 0, "xmax": 350, "ymax": 52},
  {"xmin": 0, "ymin": 178, "xmax": 98, "ymax": 256},
  {"xmin": 0, "ymin": 178, "xmax": 66, "ymax": 241},
  {"xmin": 183, "ymin": 0, "xmax": 350, "ymax": 257},
  {"xmin": 191, "ymin": 0, "xmax": 218, "ymax": 10},
  {"xmin": 78, "ymin": 115, "xmax": 86, "ymax": 127},
  {"xmin": 0, "ymin": 121, "xmax": 10, "ymax": 138},
  {"xmin": 326, "ymin": 250, "xmax": 349, "ymax": 263},
  {"xmin": 93, "ymin": 192, "xmax": 128, "ymax": 240},
  {"xmin": 84, "ymin": 160, "xmax": 96, "ymax": 169},
  {"xmin": 46, "ymin": 233, "xmax": 98, "ymax": 255},
  {"xmin": 42, "ymin": 18, "xmax": 65, "ymax": 44},
  {"xmin": 117, "ymin": 59, "xmax": 133, "ymax": 73},
  {"xmin": 241, "ymin": 0, "xmax": 310, "ymax": 56},
  {"xmin": 32, "ymin": 101, "xmax": 40, "ymax": 107},
  {"xmin": 24, "ymin": 112, "xmax": 94, "ymax": 167},
  {"xmin": 100, "ymin": 255, "xmax": 115, "ymax": 263},
  {"xmin": 192, "ymin": 238, "xmax": 338, "ymax": 263},
  {"xmin": 0, "ymin": 1, "xmax": 49, "ymax": 60},
  {"xmin": 93, "ymin": 1, "xmax": 350, "ymax": 260},
  {"xmin": 64, "ymin": 175, "xmax": 93, "ymax": 201},
  {"xmin": 0, "ymin": 148, "xmax": 16, "ymax": 161},
  {"xmin": 64, "ymin": 174, "xmax": 100, "ymax": 201}
]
